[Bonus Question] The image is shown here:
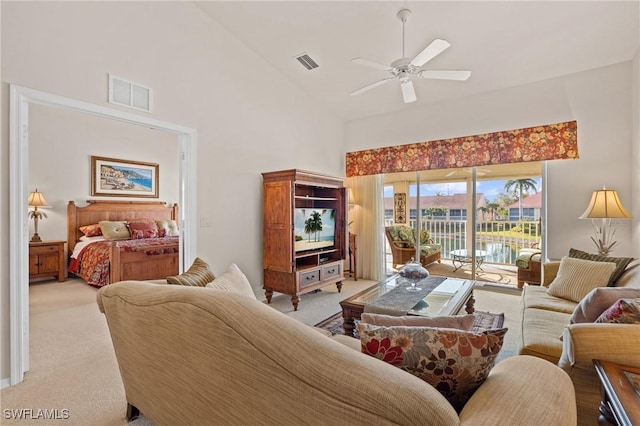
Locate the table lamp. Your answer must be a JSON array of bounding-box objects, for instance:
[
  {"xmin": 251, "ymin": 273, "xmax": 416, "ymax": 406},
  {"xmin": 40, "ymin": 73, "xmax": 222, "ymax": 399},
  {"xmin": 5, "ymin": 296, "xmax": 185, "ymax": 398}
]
[
  {"xmin": 28, "ymin": 189, "xmax": 50, "ymax": 242},
  {"xmin": 579, "ymin": 187, "xmax": 632, "ymax": 256}
]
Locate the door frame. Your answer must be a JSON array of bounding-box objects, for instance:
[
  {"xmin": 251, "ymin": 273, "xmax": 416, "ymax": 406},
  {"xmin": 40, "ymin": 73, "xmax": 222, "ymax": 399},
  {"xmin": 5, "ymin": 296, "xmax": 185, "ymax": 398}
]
[{"xmin": 8, "ymin": 84, "xmax": 197, "ymax": 386}]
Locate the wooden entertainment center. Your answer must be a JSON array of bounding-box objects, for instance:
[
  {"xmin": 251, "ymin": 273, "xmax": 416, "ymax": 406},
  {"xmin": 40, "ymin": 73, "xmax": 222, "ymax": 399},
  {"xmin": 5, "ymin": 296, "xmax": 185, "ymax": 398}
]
[{"xmin": 262, "ymin": 169, "xmax": 347, "ymax": 310}]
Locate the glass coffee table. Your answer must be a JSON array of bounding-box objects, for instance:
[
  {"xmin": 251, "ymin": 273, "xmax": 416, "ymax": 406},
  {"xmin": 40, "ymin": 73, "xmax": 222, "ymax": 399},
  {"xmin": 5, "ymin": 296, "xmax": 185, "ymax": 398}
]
[
  {"xmin": 450, "ymin": 249, "xmax": 488, "ymax": 272},
  {"xmin": 339, "ymin": 275, "xmax": 475, "ymax": 336}
]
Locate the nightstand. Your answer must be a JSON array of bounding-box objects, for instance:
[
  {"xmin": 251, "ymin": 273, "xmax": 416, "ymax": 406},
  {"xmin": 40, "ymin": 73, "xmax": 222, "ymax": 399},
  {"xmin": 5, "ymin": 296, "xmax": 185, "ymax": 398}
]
[{"xmin": 29, "ymin": 240, "xmax": 66, "ymax": 282}]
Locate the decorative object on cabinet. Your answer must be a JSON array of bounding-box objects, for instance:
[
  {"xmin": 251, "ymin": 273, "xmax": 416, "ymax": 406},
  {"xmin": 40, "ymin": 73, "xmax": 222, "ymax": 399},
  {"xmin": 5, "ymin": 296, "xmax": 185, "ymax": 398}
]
[
  {"xmin": 29, "ymin": 240, "xmax": 65, "ymax": 282},
  {"xmin": 346, "ymin": 232, "xmax": 357, "ymax": 281},
  {"xmin": 262, "ymin": 169, "xmax": 347, "ymax": 310},
  {"xmin": 394, "ymin": 193, "xmax": 406, "ymax": 224},
  {"xmin": 28, "ymin": 189, "xmax": 50, "ymax": 242},
  {"xmin": 579, "ymin": 187, "xmax": 632, "ymax": 256},
  {"xmin": 91, "ymin": 156, "xmax": 159, "ymax": 198}
]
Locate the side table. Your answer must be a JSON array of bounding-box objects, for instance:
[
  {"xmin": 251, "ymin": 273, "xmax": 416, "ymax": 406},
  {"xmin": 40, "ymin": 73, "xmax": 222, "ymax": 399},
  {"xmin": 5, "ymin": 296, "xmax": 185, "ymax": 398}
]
[
  {"xmin": 29, "ymin": 240, "xmax": 66, "ymax": 282},
  {"xmin": 593, "ymin": 359, "xmax": 640, "ymax": 426}
]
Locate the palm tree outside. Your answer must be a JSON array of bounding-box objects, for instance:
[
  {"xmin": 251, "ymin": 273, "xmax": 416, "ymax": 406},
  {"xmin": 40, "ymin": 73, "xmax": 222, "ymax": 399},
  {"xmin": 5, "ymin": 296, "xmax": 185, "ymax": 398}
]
[{"xmin": 504, "ymin": 178, "xmax": 539, "ymax": 220}]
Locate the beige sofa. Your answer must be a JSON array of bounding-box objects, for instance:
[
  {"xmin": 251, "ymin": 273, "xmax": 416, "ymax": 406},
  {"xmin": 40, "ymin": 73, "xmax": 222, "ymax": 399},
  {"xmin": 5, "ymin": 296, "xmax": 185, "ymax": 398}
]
[
  {"xmin": 97, "ymin": 281, "xmax": 577, "ymax": 426},
  {"xmin": 518, "ymin": 259, "xmax": 640, "ymax": 425}
]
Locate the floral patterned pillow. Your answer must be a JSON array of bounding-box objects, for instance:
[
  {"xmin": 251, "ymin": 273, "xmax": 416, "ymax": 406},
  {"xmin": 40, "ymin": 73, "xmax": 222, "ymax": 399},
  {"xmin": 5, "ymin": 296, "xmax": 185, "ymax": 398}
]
[
  {"xmin": 357, "ymin": 323, "xmax": 507, "ymax": 412},
  {"xmin": 595, "ymin": 298, "xmax": 640, "ymax": 324},
  {"xmin": 79, "ymin": 223, "xmax": 102, "ymax": 237}
]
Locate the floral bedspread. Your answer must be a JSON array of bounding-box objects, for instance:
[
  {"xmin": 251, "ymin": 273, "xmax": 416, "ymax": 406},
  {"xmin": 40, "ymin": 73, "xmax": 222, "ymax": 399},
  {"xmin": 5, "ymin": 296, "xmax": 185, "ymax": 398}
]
[{"xmin": 68, "ymin": 236, "xmax": 179, "ymax": 287}]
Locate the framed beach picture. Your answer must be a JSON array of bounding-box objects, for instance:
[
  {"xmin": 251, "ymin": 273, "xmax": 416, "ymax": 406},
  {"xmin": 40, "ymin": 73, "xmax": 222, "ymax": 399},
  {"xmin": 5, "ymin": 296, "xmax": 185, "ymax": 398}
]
[{"xmin": 91, "ymin": 156, "xmax": 159, "ymax": 198}]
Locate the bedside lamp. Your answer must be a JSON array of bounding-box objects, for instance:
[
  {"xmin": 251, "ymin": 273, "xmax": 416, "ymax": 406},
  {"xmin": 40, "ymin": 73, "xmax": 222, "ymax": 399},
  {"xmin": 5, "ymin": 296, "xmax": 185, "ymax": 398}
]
[
  {"xmin": 28, "ymin": 189, "xmax": 50, "ymax": 242},
  {"xmin": 579, "ymin": 187, "xmax": 632, "ymax": 256}
]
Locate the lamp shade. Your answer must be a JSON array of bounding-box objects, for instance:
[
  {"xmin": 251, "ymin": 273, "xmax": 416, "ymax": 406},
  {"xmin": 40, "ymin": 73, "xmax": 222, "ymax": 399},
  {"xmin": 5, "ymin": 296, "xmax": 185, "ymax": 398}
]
[
  {"xmin": 27, "ymin": 189, "xmax": 50, "ymax": 208},
  {"xmin": 579, "ymin": 189, "xmax": 632, "ymax": 219}
]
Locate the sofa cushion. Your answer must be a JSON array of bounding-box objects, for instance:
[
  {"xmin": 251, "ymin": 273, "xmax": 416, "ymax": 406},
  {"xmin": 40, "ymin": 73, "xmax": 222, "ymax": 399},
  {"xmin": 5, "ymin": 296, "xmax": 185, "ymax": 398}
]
[
  {"xmin": 519, "ymin": 307, "xmax": 570, "ymax": 363},
  {"xmin": 615, "ymin": 259, "xmax": 640, "ymax": 288},
  {"xmin": 595, "ymin": 298, "xmax": 640, "ymax": 324},
  {"xmin": 570, "ymin": 287, "xmax": 640, "ymax": 323},
  {"xmin": 206, "ymin": 263, "xmax": 256, "ymax": 299},
  {"xmin": 357, "ymin": 322, "xmax": 507, "ymax": 412},
  {"xmin": 167, "ymin": 257, "xmax": 215, "ymax": 287},
  {"xmin": 547, "ymin": 257, "xmax": 616, "ymax": 303},
  {"xmin": 360, "ymin": 313, "xmax": 475, "ymax": 330},
  {"xmin": 568, "ymin": 248, "xmax": 634, "ymax": 286},
  {"xmin": 522, "ymin": 286, "xmax": 577, "ymax": 314}
]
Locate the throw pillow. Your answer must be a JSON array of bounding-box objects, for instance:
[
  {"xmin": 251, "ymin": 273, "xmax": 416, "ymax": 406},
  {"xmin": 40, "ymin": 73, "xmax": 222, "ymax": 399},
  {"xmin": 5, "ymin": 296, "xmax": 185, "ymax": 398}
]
[
  {"xmin": 79, "ymin": 223, "xmax": 102, "ymax": 237},
  {"xmin": 595, "ymin": 298, "xmax": 640, "ymax": 324},
  {"xmin": 547, "ymin": 257, "xmax": 616, "ymax": 303},
  {"xmin": 570, "ymin": 287, "xmax": 640, "ymax": 323},
  {"xmin": 357, "ymin": 323, "xmax": 507, "ymax": 412},
  {"xmin": 156, "ymin": 219, "xmax": 180, "ymax": 237},
  {"xmin": 99, "ymin": 221, "xmax": 131, "ymax": 240},
  {"xmin": 166, "ymin": 257, "xmax": 215, "ymax": 287},
  {"xmin": 568, "ymin": 248, "xmax": 633, "ymax": 286},
  {"xmin": 206, "ymin": 263, "xmax": 256, "ymax": 300},
  {"xmin": 360, "ymin": 313, "xmax": 475, "ymax": 331},
  {"xmin": 127, "ymin": 221, "xmax": 159, "ymax": 239}
]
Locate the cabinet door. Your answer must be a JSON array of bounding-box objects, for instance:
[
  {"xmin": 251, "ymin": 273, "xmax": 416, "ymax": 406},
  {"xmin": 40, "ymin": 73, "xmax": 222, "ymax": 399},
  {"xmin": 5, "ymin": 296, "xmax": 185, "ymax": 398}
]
[
  {"xmin": 38, "ymin": 252, "xmax": 59, "ymax": 274},
  {"xmin": 29, "ymin": 254, "xmax": 40, "ymax": 275},
  {"xmin": 263, "ymin": 180, "xmax": 293, "ymax": 273}
]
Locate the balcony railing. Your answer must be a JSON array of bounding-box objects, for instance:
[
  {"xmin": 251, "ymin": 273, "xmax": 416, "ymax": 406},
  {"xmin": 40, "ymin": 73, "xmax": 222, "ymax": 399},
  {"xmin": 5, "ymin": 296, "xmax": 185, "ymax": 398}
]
[{"xmin": 385, "ymin": 218, "xmax": 541, "ymax": 265}]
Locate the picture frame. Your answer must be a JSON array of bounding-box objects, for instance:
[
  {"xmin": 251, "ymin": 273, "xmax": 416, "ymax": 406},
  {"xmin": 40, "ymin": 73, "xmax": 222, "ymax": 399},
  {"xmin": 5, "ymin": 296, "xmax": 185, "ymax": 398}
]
[{"xmin": 91, "ymin": 156, "xmax": 159, "ymax": 198}]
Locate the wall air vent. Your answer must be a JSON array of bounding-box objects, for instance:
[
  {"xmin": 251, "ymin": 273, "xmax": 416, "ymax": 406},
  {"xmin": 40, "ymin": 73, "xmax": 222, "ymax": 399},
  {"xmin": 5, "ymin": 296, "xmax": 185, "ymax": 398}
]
[
  {"xmin": 294, "ymin": 52, "xmax": 319, "ymax": 70},
  {"xmin": 108, "ymin": 74, "xmax": 153, "ymax": 112}
]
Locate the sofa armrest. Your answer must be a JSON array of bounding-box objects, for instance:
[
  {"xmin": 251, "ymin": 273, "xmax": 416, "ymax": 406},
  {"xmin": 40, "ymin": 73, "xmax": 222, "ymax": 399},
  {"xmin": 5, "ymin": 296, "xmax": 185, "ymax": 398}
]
[
  {"xmin": 542, "ymin": 261, "xmax": 560, "ymax": 286},
  {"xmin": 460, "ymin": 355, "xmax": 576, "ymax": 426},
  {"xmin": 559, "ymin": 323, "xmax": 640, "ymax": 372}
]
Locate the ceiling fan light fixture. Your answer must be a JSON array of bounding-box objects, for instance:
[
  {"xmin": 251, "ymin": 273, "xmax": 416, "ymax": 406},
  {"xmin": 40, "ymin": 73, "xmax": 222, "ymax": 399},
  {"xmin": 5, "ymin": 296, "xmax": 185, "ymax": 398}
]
[
  {"xmin": 400, "ymin": 80, "xmax": 417, "ymax": 103},
  {"xmin": 349, "ymin": 8, "xmax": 471, "ymax": 101}
]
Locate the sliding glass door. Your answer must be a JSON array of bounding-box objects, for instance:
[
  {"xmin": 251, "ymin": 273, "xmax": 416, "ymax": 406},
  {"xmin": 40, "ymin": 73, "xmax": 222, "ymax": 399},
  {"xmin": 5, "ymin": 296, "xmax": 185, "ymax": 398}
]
[{"xmin": 384, "ymin": 162, "xmax": 543, "ymax": 286}]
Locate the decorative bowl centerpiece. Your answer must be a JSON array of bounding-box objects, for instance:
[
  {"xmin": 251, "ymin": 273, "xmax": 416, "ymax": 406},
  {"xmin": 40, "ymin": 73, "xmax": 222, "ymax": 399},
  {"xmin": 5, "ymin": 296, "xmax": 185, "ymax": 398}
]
[{"xmin": 399, "ymin": 259, "xmax": 429, "ymax": 291}]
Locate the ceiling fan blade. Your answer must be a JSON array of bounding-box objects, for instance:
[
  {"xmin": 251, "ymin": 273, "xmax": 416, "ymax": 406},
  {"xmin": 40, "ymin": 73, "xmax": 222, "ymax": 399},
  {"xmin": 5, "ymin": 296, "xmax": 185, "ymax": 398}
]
[
  {"xmin": 400, "ymin": 80, "xmax": 417, "ymax": 103},
  {"xmin": 351, "ymin": 58, "xmax": 393, "ymax": 72},
  {"xmin": 349, "ymin": 77, "xmax": 393, "ymax": 96},
  {"xmin": 410, "ymin": 38, "xmax": 451, "ymax": 67},
  {"xmin": 418, "ymin": 70, "xmax": 471, "ymax": 81}
]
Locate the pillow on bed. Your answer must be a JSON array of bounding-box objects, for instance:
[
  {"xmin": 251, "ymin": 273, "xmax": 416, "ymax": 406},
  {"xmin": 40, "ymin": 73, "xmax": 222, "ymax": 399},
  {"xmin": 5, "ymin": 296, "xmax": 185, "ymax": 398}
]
[
  {"xmin": 127, "ymin": 221, "xmax": 159, "ymax": 239},
  {"xmin": 79, "ymin": 223, "xmax": 102, "ymax": 237},
  {"xmin": 156, "ymin": 219, "xmax": 179, "ymax": 237},
  {"xmin": 99, "ymin": 221, "xmax": 131, "ymax": 240}
]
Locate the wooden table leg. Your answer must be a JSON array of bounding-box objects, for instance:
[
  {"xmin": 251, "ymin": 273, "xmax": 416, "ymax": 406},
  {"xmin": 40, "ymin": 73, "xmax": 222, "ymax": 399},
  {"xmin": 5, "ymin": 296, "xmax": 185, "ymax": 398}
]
[{"xmin": 465, "ymin": 292, "xmax": 476, "ymax": 314}]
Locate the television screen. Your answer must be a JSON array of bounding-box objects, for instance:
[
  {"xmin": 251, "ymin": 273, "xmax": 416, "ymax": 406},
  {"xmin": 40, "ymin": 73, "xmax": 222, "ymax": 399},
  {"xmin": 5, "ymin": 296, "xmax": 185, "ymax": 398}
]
[{"xmin": 294, "ymin": 208, "xmax": 335, "ymax": 253}]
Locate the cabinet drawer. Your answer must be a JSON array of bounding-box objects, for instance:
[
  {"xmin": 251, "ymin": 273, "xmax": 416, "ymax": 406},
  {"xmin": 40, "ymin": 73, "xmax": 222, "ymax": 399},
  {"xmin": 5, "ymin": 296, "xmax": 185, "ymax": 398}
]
[
  {"xmin": 321, "ymin": 263, "xmax": 341, "ymax": 280},
  {"xmin": 299, "ymin": 269, "xmax": 320, "ymax": 287},
  {"xmin": 30, "ymin": 244, "xmax": 59, "ymax": 255}
]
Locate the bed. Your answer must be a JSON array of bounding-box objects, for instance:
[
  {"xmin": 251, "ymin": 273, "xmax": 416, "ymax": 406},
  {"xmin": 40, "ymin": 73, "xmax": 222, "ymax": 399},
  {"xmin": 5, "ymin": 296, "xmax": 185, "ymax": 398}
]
[{"xmin": 67, "ymin": 200, "xmax": 180, "ymax": 287}]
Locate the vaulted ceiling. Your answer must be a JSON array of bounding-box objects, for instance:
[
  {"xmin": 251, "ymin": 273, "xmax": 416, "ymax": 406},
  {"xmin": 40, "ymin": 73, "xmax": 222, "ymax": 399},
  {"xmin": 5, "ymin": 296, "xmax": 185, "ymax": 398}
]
[{"xmin": 196, "ymin": 1, "xmax": 639, "ymax": 122}]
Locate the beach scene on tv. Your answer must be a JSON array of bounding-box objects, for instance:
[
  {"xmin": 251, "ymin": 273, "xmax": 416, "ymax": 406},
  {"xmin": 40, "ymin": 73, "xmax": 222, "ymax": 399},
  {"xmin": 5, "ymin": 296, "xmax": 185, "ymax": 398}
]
[{"xmin": 294, "ymin": 208, "xmax": 335, "ymax": 253}]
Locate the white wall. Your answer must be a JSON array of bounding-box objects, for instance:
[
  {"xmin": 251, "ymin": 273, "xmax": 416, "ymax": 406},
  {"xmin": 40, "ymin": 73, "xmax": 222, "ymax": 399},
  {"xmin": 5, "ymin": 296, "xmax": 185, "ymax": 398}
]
[
  {"xmin": 1, "ymin": 2, "xmax": 344, "ymax": 384},
  {"xmin": 28, "ymin": 104, "xmax": 180, "ymax": 244},
  {"xmin": 345, "ymin": 61, "xmax": 637, "ymax": 260}
]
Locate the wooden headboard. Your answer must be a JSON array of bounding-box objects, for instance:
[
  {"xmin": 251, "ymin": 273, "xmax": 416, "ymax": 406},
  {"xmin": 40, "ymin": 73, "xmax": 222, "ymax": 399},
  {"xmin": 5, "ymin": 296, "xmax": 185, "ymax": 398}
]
[{"xmin": 67, "ymin": 200, "xmax": 178, "ymax": 254}]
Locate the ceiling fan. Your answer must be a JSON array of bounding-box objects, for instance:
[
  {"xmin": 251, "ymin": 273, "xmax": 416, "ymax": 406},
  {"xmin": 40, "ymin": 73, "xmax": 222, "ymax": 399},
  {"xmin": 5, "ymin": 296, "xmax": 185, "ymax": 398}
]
[{"xmin": 349, "ymin": 8, "xmax": 471, "ymax": 103}]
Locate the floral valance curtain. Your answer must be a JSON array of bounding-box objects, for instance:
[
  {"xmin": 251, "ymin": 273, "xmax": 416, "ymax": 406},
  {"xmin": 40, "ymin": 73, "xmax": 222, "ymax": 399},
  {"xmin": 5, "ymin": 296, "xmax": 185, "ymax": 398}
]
[{"xmin": 346, "ymin": 120, "xmax": 578, "ymax": 177}]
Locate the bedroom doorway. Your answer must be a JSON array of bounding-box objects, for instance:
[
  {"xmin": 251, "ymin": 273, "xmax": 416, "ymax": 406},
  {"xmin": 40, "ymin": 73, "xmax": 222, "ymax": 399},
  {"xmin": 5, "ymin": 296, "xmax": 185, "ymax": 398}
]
[{"xmin": 8, "ymin": 85, "xmax": 197, "ymax": 386}]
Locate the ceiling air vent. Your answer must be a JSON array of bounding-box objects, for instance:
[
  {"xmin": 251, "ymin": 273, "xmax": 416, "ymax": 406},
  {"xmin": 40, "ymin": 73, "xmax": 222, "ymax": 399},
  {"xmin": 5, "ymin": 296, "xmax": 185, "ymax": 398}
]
[{"xmin": 294, "ymin": 52, "xmax": 319, "ymax": 70}]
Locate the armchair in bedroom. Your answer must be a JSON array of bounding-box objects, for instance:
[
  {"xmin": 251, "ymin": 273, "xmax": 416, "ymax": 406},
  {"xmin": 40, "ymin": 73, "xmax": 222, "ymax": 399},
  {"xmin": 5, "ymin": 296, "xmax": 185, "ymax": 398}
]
[{"xmin": 385, "ymin": 225, "xmax": 441, "ymax": 268}]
